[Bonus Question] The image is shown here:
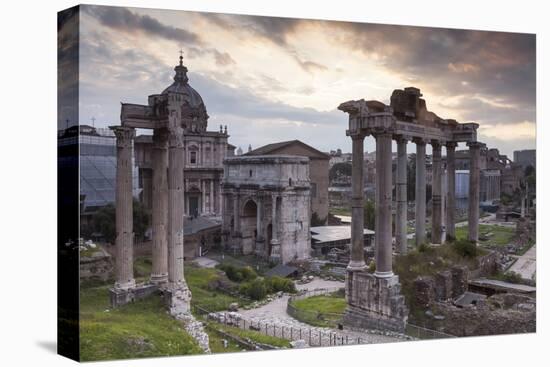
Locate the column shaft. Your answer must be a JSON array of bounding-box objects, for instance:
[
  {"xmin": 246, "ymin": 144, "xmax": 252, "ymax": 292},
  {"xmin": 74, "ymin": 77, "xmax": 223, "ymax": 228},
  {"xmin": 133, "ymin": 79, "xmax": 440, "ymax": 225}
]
[
  {"xmin": 415, "ymin": 141, "xmax": 426, "ymax": 246},
  {"xmin": 349, "ymin": 135, "xmax": 366, "ymax": 270},
  {"xmin": 210, "ymin": 180, "xmax": 214, "ymax": 214},
  {"xmin": 446, "ymin": 143, "xmax": 457, "ymax": 240},
  {"xmin": 396, "ymin": 138, "xmax": 408, "ymax": 253},
  {"xmin": 167, "ymin": 132, "xmax": 185, "ymax": 287},
  {"xmin": 112, "ymin": 126, "xmax": 136, "ymax": 290},
  {"xmin": 468, "ymin": 142, "xmax": 481, "ymax": 243},
  {"xmin": 151, "ymin": 129, "xmax": 168, "ymax": 284},
  {"xmin": 375, "ymin": 132, "xmax": 393, "ymax": 277},
  {"xmin": 233, "ymin": 193, "xmax": 240, "ymax": 234},
  {"xmin": 431, "ymin": 142, "xmax": 442, "ymax": 244},
  {"xmin": 271, "ymin": 195, "xmax": 279, "ymax": 244}
]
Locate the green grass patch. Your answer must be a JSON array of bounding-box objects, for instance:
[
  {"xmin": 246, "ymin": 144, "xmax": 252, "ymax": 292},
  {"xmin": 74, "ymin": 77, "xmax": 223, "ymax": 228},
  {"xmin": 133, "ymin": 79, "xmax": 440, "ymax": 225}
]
[
  {"xmin": 455, "ymin": 224, "xmax": 515, "ymax": 246},
  {"xmin": 289, "ymin": 292, "xmax": 345, "ymax": 328},
  {"xmin": 79, "ymin": 285, "xmax": 203, "ymax": 362},
  {"xmin": 185, "ymin": 263, "xmax": 249, "ymax": 312},
  {"xmin": 206, "ymin": 322, "xmax": 291, "ymax": 348},
  {"xmin": 329, "ymin": 207, "xmax": 351, "ymax": 216}
]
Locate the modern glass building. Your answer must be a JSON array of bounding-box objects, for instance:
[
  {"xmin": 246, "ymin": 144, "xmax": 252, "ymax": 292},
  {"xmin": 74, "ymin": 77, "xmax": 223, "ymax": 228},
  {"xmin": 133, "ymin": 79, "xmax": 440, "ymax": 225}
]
[{"xmin": 58, "ymin": 124, "xmax": 139, "ymax": 215}]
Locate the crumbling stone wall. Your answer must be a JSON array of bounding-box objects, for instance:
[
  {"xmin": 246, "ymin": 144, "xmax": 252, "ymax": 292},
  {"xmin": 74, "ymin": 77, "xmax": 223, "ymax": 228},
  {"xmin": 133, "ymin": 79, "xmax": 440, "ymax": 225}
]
[
  {"xmin": 434, "ymin": 271, "xmax": 452, "ymax": 301},
  {"xmin": 450, "ymin": 266, "xmax": 469, "ymax": 298},
  {"xmin": 429, "ymin": 294, "xmax": 536, "ymax": 336},
  {"xmin": 80, "ymin": 250, "xmax": 113, "ymax": 282},
  {"xmin": 413, "ymin": 276, "xmax": 435, "ymax": 307}
]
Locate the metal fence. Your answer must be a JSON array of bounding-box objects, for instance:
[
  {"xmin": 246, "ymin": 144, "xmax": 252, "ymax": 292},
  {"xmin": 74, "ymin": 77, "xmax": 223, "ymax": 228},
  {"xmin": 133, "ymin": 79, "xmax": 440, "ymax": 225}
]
[
  {"xmin": 194, "ymin": 304, "xmax": 367, "ymax": 347},
  {"xmin": 405, "ymin": 323, "xmax": 455, "ymax": 339}
]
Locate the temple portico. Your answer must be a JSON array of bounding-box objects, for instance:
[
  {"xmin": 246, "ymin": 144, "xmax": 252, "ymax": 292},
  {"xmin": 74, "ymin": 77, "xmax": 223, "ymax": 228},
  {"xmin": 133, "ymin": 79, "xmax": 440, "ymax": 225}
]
[
  {"xmin": 338, "ymin": 87, "xmax": 483, "ymax": 333},
  {"xmin": 108, "ymin": 55, "xmax": 214, "ymax": 314}
]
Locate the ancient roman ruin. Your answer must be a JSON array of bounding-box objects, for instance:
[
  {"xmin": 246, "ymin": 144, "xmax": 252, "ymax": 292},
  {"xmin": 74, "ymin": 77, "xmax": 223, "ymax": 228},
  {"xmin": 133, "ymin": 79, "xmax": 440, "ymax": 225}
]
[
  {"xmin": 109, "ymin": 54, "xmax": 488, "ymax": 335},
  {"xmin": 338, "ymin": 87, "xmax": 484, "ymax": 332},
  {"xmin": 109, "ymin": 55, "xmax": 208, "ymax": 314},
  {"xmin": 221, "ymin": 155, "xmax": 312, "ymax": 263}
]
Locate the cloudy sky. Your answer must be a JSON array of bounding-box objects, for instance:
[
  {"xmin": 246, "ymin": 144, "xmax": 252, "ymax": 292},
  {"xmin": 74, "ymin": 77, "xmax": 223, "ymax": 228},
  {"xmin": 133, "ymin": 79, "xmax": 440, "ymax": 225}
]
[{"xmin": 66, "ymin": 5, "xmax": 535, "ymax": 157}]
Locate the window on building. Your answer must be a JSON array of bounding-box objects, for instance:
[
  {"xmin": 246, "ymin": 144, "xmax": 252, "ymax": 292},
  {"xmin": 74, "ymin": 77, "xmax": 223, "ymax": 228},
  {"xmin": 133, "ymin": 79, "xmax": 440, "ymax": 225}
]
[{"xmin": 190, "ymin": 151, "xmax": 197, "ymax": 164}]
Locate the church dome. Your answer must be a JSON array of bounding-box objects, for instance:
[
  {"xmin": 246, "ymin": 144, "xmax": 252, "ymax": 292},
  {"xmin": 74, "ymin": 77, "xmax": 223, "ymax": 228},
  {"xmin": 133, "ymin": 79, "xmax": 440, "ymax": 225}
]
[{"xmin": 162, "ymin": 54, "xmax": 209, "ymax": 127}]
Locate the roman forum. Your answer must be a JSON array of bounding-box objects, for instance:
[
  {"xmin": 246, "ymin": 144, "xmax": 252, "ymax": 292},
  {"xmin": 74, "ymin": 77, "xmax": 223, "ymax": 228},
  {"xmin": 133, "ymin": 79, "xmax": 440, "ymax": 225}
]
[
  {"xmin": 109, "ymin": 56, "xmax": 486, "ymax": 332},
  {"xmin": 338, "ymin": 87, "xmax": 483, "ymax": 332}
]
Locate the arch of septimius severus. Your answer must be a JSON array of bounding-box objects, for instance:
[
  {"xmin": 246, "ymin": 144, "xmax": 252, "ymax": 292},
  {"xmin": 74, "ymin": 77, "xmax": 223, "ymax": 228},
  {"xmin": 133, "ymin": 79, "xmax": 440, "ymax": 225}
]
[{"xmin": 338, "ymin": 87, "xmax": 484, "ymax": 332}]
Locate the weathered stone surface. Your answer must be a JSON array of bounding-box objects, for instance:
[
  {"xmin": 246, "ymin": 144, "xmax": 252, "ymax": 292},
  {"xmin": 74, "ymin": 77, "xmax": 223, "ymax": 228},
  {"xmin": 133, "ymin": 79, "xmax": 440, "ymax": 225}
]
[
  {"xmin": 176, "ymin": 313, "xmax": 211, "ymax": 353},
  {"xmin": 450, "ymin": 266, "xmax": 469, "ymax": 298},
  {"xmin": 222, "ymin": 156, "xmax": 311, "ymax": 264},
  {"xmin": 434, "ymin": 271, "xmax": 453, "ymax": 301},
  {"xmin": 430, "ymin": 294, "xmax": 535, "ymax": 336},
  {"xmin": 109, "ymin": 283, "xmax": 158, "ymax": 308},
  {"xmin": 413, "ymin": 276, "xmax": 435, "ymax": 308},
  {"xmin": 344, "ymin": 271, "xmax": 408, "ymax": 333}
]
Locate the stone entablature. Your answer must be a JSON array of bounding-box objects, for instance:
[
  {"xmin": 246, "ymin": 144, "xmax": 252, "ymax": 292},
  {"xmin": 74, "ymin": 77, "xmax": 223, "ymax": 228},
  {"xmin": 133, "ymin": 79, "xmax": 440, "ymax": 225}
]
[{"xmin": 221, "ymin": 155, "xmax": 311, "ymax": 264}]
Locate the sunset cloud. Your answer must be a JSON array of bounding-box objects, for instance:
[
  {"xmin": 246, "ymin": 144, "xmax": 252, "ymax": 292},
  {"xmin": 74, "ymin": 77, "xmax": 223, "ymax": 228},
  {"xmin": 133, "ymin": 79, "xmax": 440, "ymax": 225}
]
[{"xmin": 72, "ymin": 5, "xmax": 536, "ymax": 157}]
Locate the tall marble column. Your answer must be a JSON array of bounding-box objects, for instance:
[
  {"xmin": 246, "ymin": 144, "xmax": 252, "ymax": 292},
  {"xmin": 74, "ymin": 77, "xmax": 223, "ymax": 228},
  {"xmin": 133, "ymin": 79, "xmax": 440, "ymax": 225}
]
[
  {"xmin": 446, "ymin": 142, "xmax": 457, "ymax": 241},
  {"xmin": 349, "ymin": 135, "xmax": 366, "ymax": 270},
  {"xmin": 415, "ymin": 139, "xmax": 427, "ymax": 246},
  {"xmin": 167, "ymin": 131, "xmax": 185, "ymax": 288},
  {"xmin": 468, "ymin": 142, "xmax": 482, "ymax": 243},
  {"xmin": 375, "ymin": 132, "xmax": 393, "ymax": 277},
  {"xmin": 395, "ymin": 137, "xmax": 408, "ymax": 254},
  {"xmin": 112, "ymin": 126, "xmax": 136, "ymax": 290},
  {"xmin": 431, "ymin": 141, "xmax": 443, "ymax": 244},
  {"xmin": 150, "ymin": 128, "xmax": 169, "ymax": 284}
]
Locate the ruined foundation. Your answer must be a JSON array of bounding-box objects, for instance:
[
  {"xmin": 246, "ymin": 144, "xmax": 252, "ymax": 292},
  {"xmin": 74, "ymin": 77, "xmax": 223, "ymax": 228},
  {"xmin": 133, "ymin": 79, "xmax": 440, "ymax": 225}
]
[
  {"xmin": 343, "ymin": 270, "xmax": 408, "ymax": 333},
  {"xmin": 109, "ymin": 283, "xmax": 159, "ymax": 308},
  {"xmin": 164, "ymin": 283, "xmax": 192, "ymax": 316}
]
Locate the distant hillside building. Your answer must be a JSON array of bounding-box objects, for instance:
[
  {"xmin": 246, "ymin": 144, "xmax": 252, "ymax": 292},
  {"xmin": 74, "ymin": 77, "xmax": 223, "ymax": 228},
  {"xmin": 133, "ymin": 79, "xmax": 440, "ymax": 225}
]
[{"xmin": 245, "ymin": 140, "xmax": 330, "ymax": 225}]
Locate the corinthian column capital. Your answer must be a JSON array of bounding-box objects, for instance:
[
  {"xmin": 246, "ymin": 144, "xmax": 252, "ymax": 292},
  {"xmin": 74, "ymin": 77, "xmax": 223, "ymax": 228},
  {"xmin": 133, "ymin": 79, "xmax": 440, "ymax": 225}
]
[{"xmin": 110, "ymin": 126, "xmax": 135, "ymax": 148}]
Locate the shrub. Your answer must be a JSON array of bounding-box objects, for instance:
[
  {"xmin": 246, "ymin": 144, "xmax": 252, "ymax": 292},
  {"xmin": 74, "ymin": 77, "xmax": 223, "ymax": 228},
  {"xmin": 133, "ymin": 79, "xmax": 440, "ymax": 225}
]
[
  {"xmin": 218, "ymin": 264, "xmax": 257, "ymax": 283},
  {"xmin": 240, "ymin": 266, "xmax": 258, "ymax": 281},
  {"xmin": 454, "ymin": 239, "xmax": 477, "ymax": 258},
  {"xmin": 367, "ymin": 260, "xmax": 376, "ymax": 273},
  {"xmin": 418, "ymin": 242, "xmax": 430, "ymax": 253},
  {"xmin": 266, "ymin": 276, "xmax": 296, "ymax": 294},
  {"xmin": 239, "ymin": 278, "xmax": 268, "ymax": 300}
]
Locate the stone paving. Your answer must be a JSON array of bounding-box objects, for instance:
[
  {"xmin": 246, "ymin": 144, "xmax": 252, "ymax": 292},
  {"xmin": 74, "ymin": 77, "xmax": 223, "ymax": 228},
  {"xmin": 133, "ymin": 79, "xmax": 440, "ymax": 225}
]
[
  {"xmin": 508, "ymin": 245, "xmax": 536, "ymax": 281},
  {"xmin": 222, "ymin": 277, "xmax": 405, "ymax": 347}
]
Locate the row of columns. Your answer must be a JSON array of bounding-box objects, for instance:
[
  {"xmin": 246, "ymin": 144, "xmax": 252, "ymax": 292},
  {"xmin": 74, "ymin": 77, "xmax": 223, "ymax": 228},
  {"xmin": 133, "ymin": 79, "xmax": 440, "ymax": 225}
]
[
  {"xmin": 112, "ymin": 126, "xmax": 187, "ymax": 291},
  {"xmin": 348, "ymin": 132, "xmax": 482, "ymax": 277}
]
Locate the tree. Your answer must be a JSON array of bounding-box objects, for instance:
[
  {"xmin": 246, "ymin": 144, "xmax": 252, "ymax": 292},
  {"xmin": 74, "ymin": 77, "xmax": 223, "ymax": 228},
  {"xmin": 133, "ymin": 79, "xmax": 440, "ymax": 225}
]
[
  {"xmin": 329, "ymin": 162, "xmax": 352, "ymax": 181},
  {"xmin": 364, "ymin": 199, "xmax": 375, "ymax": 230},
  {"xmin": 91, "ymin": 199, "xmax": 151, "ymax": 244}
]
